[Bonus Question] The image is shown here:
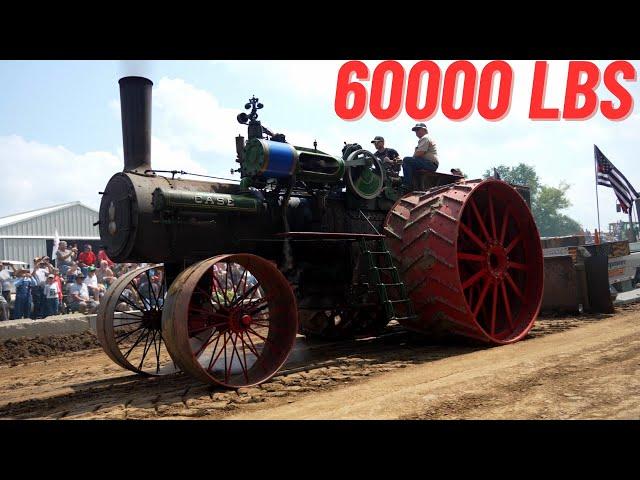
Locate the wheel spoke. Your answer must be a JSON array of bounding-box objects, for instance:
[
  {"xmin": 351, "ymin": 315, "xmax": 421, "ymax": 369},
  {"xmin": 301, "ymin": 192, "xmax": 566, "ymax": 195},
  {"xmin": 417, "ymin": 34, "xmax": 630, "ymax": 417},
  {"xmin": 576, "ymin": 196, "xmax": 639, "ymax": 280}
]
[
  {"xmin": 505, "ymin": 235, "xmax": 522, "ymax": 254},
  {"xmin": 508, "ymin": 261, "xmax": 528, "ymax": 271},
  {"xmin": 115, "ymin": 324, "xmax": 145, "ymax": 343},
  {"xmin": 154, "ymin": 332, "xmax": 162, "ymax": 374},
  {"xmin": 500, "ymin": 281, "xmax": 513, "ymax": 328},
  {"xmin": 188, "ymin": 322, "xmax": 227, "ymax": 335},
  {"xmin": 459, "ymin": 222, "xmax": 486, "ymax": 250},
  {"xmin": 210, "ymin": 332, "xmax": 231, "ymax": 371},
  {"xmin": 194, "ymin": 329, "xmax": 222, "ymax": 358},
  {"xmin": 145, "ymin": 270, "xmax": 160, "ymax": 308},
  {"xmin": 225, "ymin": 334, "xmax": 238, "ymax": 383},
  {"xmin": 207, "ymin": 332, "xmax": 224, "ymax": 370},
  {"xmin": 458, "ymin": 252, "xmax": 485, "ymax": 262},
  {"xmin": 473, "ymin": 279, "xmax": 492, "ymax": 317},
  {"xmin": 231, "ymin": 267, "xmax": 249, "ymax": 305},
  {"xmin": 138, "ymin": 329, "xmax": 156, "ymax": 370},
  {"xmin": 488, "ymin": 191, "xmax": 497, "ymax": 241},
  {"xmin": 462, "ymin": 269, "xmax": 487, "ymax": 290},
  {"xmin": 229, "ymin": 281, "xmax": 260, "ymax": 309},
  {"xmin": 505, "ymin": 272, "xmax": 524, "ymax": 301},
  {"xmin": 240, "ymin": 333, "xmax": 250, "ymax": 383},
  {"xmin": 129, "ymin": 279, "xmax": 151, "ymax": 312},
  {"xmin": 500, "ymin": 208, "xmax": 510, "ymax": 245},
  {"xmin": 118, "ymin": 294, "xmax": 145, "ymax": 313},
  {"xmin": 124, "ymin": 328, "xmax": 149, "ymax": 359},
  {"xmin": 469, "ymin": 197, "xmax": 492, "ymax": 242},
  {"xmin": 244, "ymin": 331, "xmax": 261, "ymax": 357},
  {"xmin": 188, "ymin": 307, "xmax": 228, "ymax": 322},
  {"xmin": 195, "ymin": 286, "xmax": 221, "ymax": 309}
]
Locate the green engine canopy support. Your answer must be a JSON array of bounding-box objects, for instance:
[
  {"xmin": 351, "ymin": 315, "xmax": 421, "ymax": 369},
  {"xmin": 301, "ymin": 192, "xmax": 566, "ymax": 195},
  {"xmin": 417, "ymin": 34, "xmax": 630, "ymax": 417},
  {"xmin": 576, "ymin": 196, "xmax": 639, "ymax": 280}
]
[{"xmin": 152, "ymin": 188, "xmax": 261, "ymax": 214}]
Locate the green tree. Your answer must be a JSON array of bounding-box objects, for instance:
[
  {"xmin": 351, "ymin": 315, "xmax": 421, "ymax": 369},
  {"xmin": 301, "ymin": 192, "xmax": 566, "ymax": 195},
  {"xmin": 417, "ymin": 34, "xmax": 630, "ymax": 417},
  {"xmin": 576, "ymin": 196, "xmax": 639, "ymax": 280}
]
[{"xmin": 483, "ymin": 164, "xmax": 582, "ymax": 237}]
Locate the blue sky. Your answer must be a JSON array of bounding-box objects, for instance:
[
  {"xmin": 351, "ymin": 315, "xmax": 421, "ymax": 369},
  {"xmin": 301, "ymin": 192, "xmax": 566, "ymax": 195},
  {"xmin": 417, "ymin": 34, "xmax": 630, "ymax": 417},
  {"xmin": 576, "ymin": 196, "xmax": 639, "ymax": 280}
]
[{"xmin": 0, "ymin": 60, "xmax": 639, "ymax": 233}]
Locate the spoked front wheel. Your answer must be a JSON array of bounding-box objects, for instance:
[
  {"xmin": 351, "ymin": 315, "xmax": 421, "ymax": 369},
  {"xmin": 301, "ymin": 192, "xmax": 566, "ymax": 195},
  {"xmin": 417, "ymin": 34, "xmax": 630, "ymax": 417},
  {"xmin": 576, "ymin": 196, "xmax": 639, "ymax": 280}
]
[
  {"xmin": 96, "ymin": 264, "xmax": 178, "ymax": 375},
  {"xmin": 162, "ymin": 254, "xmax": 298, "ymax": 388}
]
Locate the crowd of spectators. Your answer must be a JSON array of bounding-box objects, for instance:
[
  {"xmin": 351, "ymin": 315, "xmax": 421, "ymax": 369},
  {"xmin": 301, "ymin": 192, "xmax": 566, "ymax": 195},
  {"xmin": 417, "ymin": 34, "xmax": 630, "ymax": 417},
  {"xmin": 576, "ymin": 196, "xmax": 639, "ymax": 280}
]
[{"xmin": 0, "ymin": 240, "xmax": 159, "ymax": 321}]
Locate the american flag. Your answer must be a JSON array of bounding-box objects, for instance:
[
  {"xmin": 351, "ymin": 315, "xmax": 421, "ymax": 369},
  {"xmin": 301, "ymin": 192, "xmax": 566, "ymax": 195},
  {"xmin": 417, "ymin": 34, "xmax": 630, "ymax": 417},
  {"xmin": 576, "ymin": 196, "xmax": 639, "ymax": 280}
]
[{"xmin": 595, "ymin": 145, "xmax": 638, "ymax": 214}]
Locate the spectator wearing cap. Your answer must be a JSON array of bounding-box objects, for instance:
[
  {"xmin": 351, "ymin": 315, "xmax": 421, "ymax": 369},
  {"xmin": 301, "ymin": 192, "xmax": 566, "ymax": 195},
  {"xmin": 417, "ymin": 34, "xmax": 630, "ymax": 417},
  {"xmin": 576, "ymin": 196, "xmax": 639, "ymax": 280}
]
[
  {"xmin": 370, "ymin": 136, "xmax": 401, "ymax": 177},
  {"xmin": 68, "ymin": 273, "xmax": 98, "ymax": 314},
  {"xmin": 84, "ymin": 266, "xmax": 104, "ymax": 301},
  {"xmin": 44, "ymin": 274, "xmax": 60, "ymax": 317},
  {"xmin": 31, "ymin": 259, "xmax": 50, "ymax": 319},
  {"xmin": 13, "ymin": 269, "xmax": 37, "ymax": 319},
  {"xmin": 402, "ymin": 123, "xmax": 439, "ymax": 187}
]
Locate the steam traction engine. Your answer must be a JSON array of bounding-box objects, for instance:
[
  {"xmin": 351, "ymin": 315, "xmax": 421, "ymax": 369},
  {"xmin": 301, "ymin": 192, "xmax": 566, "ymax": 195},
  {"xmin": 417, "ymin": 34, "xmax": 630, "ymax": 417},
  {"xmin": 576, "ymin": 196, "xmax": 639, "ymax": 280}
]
[{"xmin": 96, "ymin": 77, "xmax": 543, "ymax": 388}]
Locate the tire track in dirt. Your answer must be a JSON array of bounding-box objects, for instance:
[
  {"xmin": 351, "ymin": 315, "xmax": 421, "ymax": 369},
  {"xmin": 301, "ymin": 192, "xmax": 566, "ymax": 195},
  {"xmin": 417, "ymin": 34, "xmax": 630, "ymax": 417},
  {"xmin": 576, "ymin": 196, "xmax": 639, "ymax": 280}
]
[{"xmin": 0, "ymin": 305, "xmax": 636, "ymax": 419}]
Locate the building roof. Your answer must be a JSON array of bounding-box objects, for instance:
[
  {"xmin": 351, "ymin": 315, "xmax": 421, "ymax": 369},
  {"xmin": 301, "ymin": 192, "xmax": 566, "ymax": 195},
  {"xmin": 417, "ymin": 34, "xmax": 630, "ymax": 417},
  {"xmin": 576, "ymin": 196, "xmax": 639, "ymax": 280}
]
[{"xmin": 0, "ymin": 202, "xmax": 98, "ymax": 230}]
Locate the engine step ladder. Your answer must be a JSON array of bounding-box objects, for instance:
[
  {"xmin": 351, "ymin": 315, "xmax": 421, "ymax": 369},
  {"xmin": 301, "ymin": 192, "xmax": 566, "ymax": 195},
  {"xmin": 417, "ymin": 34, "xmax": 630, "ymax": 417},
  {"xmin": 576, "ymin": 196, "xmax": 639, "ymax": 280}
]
[{"xmin": 358, "ymin": 237, "xmax": 417, "ymax": 323}]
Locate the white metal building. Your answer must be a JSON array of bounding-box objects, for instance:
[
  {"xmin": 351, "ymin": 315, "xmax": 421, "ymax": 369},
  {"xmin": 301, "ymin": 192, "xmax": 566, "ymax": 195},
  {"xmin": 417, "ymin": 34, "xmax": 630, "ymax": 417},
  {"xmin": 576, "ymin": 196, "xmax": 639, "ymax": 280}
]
[{"xmin": 0, "ymin": 202, "xmax": 99, "ymax": 267}]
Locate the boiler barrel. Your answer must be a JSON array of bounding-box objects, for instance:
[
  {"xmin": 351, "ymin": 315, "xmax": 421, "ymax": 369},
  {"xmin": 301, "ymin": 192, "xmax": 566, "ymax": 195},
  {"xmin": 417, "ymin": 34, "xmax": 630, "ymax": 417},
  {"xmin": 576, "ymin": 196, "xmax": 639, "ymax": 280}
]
[
  {"xmin": 152, "ymin": 188, "xmax": 263, "ymax": 215},
  {"xmin": 99, "ymin": 172, "xmax": 273, "ymax": 263}
]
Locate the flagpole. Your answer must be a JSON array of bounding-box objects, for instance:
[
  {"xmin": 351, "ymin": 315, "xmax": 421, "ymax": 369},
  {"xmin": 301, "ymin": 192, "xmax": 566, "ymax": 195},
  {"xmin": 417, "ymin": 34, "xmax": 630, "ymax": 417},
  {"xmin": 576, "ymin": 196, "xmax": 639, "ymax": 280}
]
[{"xmin": 594, "ymin": 145, "xmax": 602, "ymax": 238}]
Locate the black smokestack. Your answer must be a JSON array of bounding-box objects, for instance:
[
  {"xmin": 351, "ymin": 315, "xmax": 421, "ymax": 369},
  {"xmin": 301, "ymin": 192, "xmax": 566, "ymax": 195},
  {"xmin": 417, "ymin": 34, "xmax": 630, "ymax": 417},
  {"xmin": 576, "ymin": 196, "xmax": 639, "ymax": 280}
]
[{"xmin": 119, "ymin": 76, "xmax": 153, "ymax": 172}]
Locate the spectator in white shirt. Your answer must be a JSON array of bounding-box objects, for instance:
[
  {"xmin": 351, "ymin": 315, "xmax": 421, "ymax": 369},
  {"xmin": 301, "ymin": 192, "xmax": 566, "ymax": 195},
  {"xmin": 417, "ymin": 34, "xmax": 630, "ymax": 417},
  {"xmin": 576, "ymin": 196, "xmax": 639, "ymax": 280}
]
[
  {"xmin": 69, "ymin": 273, "xmax": 98, "ymax": 314},
  {"xmin": 43, "ymin": 274, "xmax": 60, "ymax": 317}
]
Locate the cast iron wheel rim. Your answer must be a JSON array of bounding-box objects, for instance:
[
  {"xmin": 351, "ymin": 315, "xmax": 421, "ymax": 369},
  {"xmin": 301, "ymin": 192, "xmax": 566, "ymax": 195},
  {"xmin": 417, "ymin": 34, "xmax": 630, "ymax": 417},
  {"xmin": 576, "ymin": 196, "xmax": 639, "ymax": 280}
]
[
  {"xmin": 456, "ymin": 180, "xmax": 543, "ymax": 342},
  {"xmin": 162, "ymin": 254, "xmax": 298, "ymax": 388},
  {"xmin": 96, "ymin": 264, "xmax": 177, "ymax": 376}
]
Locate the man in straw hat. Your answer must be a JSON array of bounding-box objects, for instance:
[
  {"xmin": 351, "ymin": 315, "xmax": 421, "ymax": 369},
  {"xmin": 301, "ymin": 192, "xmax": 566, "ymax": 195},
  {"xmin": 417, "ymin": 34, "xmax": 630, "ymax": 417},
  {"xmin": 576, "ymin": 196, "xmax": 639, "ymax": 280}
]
[{"xmin": 402, "ymin": 122, "xmax": 439, "ymax": 188}]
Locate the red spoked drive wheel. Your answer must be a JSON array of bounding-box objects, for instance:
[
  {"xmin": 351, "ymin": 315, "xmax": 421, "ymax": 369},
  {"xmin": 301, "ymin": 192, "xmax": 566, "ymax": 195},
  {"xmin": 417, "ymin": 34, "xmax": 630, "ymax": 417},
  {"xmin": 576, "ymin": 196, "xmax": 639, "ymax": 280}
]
[
  {"xmin": 161, "ymin": 254, "xmax": 298, "ymax": 388},
  {"xmin": 384, "ymin": 178, "xmax": 543, "ymax": 344}
]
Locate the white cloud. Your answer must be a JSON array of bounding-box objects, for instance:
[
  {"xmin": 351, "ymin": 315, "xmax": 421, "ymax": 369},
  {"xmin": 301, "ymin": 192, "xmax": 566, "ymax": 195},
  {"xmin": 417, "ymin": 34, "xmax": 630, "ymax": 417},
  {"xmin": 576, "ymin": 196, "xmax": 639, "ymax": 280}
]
[
  {"xmin": 0, "ymin": 135, "xmax": 120, "ymax": 215},
  {"xmin": 4, "ymin": 61, "xmax": 640, "ymax": 236}
]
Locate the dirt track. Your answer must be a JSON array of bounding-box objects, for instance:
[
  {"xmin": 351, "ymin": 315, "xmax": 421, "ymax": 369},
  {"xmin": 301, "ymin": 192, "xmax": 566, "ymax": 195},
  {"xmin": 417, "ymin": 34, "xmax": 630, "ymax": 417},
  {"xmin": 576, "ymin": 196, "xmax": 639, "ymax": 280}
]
[{"xmin": 1, "ymin": 305, "xmax": 639, "ymax": 419}]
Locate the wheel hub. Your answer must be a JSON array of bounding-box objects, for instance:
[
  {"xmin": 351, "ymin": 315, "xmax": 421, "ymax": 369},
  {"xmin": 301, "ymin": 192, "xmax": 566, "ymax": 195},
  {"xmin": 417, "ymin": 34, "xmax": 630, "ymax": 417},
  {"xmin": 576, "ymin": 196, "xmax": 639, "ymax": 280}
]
[
  {"xmin": 486, "ymin": 243, "xmax": 508, "ymax": 279},
  {"xmin": 228, "ymin": 310, "xmax": 252, "ymax": 333},
  {"xmin": 142, "ymin": 309, "xmax": 162, "ymax": 331}
]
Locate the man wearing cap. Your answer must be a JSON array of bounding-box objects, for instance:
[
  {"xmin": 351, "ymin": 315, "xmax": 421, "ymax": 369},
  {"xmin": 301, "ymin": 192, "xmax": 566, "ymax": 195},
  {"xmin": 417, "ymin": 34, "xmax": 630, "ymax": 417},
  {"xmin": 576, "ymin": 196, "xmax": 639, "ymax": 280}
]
[
  {"xmin": 84, "ymin": 266, "xmax": 104, "ymax": 302},
  {"xmin": 13, "ymin": 270, "xmax": 37, "ymax": 319},
  {"xmin": 402, "ymin": 123, "xmax": 439, "ymax": 187},
  {"xmin": 68, "ymin": 273, "xmax": 98, "ymax": 314},
  {"xmin": 371, "ymin": 136, "xmax": 401, "ymax": 177},
  {"xmin": 31, "ymin": 259, "xmax": 51, "ymax": 319},
  {"xmin": 44, "ymin": 274, "xmax": 60, "ymax": 317}
]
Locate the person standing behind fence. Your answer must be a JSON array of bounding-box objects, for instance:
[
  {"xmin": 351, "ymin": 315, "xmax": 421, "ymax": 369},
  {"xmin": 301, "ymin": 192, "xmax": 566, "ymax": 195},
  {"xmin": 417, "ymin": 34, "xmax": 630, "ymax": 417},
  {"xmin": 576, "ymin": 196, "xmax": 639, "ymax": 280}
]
[
  {"xmin": 31, "ymin": 259, "xmax": 49, "ymax": 319},
  {"xmin": 402, "ymin": 123, "xmax": 439, "ymax": 187},
  {"xmin": 0, "ymin": 264, "xmax": 11, "ymax": 303},
  {"xmin": 44, "ymin": 274, "xmax": 60, "ymax": 317},
  {"xmin": 13, "ymin": 270, "xmax": 36, "ymax": 319}
]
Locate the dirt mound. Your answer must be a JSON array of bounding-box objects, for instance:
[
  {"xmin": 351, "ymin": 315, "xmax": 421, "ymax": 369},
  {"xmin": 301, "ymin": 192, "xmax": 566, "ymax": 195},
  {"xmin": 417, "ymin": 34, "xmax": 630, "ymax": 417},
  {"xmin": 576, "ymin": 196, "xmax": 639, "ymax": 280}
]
[{"xmin": 0, "ymin": 332, "xmax": 101, "ymax": 366}]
